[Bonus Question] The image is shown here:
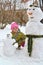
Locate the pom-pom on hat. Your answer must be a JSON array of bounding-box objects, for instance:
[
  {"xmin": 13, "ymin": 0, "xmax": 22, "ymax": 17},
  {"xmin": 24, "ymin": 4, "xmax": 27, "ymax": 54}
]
[{"xmin": 11, "ymin": 22, "xmax": 18, "ymax": 30}]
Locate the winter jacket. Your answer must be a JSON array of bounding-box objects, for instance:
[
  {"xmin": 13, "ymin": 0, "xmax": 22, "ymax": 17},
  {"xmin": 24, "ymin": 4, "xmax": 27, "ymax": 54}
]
[{"xmin": 11, "ymin": 29, "xmax": 26, "ymax": 46}]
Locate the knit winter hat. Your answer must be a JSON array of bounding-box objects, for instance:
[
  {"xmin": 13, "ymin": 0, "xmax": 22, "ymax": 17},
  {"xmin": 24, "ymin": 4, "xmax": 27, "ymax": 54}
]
[{"xmin": 11, "ymin": 22, "xmax": 18, "ymax": 30}]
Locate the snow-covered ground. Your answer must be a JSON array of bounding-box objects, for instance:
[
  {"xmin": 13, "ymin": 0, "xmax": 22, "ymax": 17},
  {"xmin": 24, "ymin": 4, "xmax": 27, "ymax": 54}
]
[{"xmin": 0, "ymin": 23, "xmax": 43, "ymax": 65}]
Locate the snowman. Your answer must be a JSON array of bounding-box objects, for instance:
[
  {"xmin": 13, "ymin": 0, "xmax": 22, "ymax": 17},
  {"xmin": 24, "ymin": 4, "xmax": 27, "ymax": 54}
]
[
  {"xmin": 26, "ymin": 7, "xmax": 43, "ymax": 59},
  {"xmin": 3, "ymin": 34, "xmax": 16, "ymax": 56}
]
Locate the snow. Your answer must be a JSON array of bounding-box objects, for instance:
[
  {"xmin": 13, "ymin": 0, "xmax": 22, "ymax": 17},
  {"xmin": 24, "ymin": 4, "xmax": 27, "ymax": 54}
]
[
  {"xmin": 0, "ymin": 7, "xmax": 43, "ymax": 65},
  {"xmin": 0, "ymin": 24, "xmax": 43, "ymax": 65},
  {"xmin": 3, "ymin": 34, "xmax": 15, "ymax": 56},
  {"xmin": 16, "ymin": 0, "xmax": 33, "ymax": 9},
  {"xmin": 19, "ymin": 25, "xmax": 26, "ymax": 34},
  {"xmin": 32, "ymin": 38, "xmax": 43, "ymax": 59}
]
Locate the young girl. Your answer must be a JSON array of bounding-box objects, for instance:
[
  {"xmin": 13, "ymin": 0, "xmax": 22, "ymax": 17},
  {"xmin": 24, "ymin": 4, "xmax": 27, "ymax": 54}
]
[{"xmin": 11, "ymin": 22, "xmax": 26, "ymax": 50}]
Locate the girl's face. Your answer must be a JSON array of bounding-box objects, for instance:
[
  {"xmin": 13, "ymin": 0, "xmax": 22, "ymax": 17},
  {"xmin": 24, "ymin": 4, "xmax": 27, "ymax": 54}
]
[{"xmin": 12, "ymin": 27, "xmax": 18, "ymax": 33}]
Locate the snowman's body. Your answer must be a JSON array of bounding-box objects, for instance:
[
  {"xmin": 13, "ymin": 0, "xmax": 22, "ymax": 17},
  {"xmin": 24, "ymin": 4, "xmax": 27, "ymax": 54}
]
[{"xmin": 3, "ymin": 34, "xmax": 15, "ymax": 56}]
